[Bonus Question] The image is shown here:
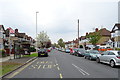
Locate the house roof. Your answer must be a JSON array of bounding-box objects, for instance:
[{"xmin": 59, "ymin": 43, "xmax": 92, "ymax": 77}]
[
  {"xmin": 0, "ymin": 25, "xmax": 5, "ymax": 32},
  {"xmin": 15, "ymin": 33, "xmax": 26, "ymax": 38},
  {"xmin": 111, "ymin": 23, "xmax": 120, "ymax": 33},
  {"xmin": 87, "ymin": 28, "xmax": 111, "ymax": 36}
]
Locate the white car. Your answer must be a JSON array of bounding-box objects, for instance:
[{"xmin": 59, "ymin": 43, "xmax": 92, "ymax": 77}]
[{"xmin": 96, "ymin": 50, "xmax": 120, "ymax": 67}]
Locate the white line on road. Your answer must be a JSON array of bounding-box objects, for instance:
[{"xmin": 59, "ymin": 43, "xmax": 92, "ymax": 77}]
[{"xmin": 72, "ymin": 64, "xmax": 90, "ymax": 76}]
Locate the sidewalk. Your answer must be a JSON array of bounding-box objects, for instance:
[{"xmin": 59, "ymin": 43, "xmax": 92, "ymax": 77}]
[
  {"xmin": 0, "ymin": 54, "xmax": 14, "ymax": 62},
  {"xmin": 0, "ymin": 52, "xmax": 37, "ymax": 62}
]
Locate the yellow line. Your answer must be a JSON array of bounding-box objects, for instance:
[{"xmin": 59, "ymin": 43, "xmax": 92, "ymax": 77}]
[
  {"xmin": 59, "ymin": 73, "xmax": 63, "ymax": 78},
  {"xmin": 38, "ymin": 65, "xmax": 41, "ymax": 69},
  {"xmin": 31, "ymin": 65, "xmax": 35, "ymax": 69},
  {"xmin": 57, "ymin": 67, "xmax": 60, "ymax": 70},
  {"xmin": 9, "ymin": 58, "xmax": 37, "ymax": 78},
  {"xmin": 46, "ymin": 61, "xmax": 48, "ymax": 63},
  {"xmin": 37, "ymin": 62, "xmax": 39, "ymax": 64}
]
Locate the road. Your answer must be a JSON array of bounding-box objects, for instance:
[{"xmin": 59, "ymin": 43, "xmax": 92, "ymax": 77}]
[{"xmin": 5, "ymin": 49, "xmax": 119, "ymax": 79}]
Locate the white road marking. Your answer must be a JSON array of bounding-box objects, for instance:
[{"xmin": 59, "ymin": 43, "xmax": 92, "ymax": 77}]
[{"xmin": 72, "ymin": 64, "xmax": 90, "ymax": 76}]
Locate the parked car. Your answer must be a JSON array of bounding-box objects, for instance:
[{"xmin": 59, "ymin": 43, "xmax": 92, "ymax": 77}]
[
  {"xmin": 38, "ymin": 48, "xmax": 48, "ymax": 57},
  {"xmin": 96, "ymin": 50, "xmax": 120, "ymax": 67},
  {"xmin": 70, "ymin": 48, "xmax": 75, "ymax": 55},
  {"xmin": 58, "ymin": 48, "xmax": 62, "ymax": 51},
  {"xmin": 47, "ymin": 48, "xmax": 52, "ymax": 52},
  {"xmin": 65, "ymin": 48, "xmax": 70, "ymax": 53},
  {"xmin": 84, "ymin": 50, "xmax": 101, "ymax": 60},
  {"xmin": 61, "ymin": 48, "xmax": 65, "ymax": 52},
  {"xmin": 74, "ymin": 48, "xmax": 86, "ymax": 57}
]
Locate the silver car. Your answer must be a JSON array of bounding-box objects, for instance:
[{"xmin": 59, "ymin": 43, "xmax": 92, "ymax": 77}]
[{"xmin": 96, "ymin": 50, "xmax": 120, "ymax": 67}]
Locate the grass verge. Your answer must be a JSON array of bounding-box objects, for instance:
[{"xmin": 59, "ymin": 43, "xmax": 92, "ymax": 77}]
[
  {"xmin": 24, "ymin": 53, "xmax": 38, "ymax": 57},
  {"xmin": 0, "ymin": 62, "xmax": 22, "ymax": 76}
]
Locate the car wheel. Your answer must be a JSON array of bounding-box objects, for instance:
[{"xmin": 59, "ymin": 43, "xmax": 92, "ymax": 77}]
[
  {"xmin": 89, "ymin": 57, "xmax": 92, "ymax": 60},
  {"xmin": 110, "ymin": 60, "xmax": 115, "ymax": 68},
  {"xmin": 77, "ymin": 54, "xmax": 79, "ymax": 57},
  {"xmin": 96, "ymin": 58, "xmax": 100, "ymax": 63}
]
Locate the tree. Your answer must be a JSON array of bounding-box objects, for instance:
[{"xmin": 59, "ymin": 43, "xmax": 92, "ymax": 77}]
[
  {"xmin": 53, "ymin": 43, "xmax": 59, "ymax": 48},
  {"xmin": 57, "ymin": 38, "xmax": 65, "ymax": 48},
  {"xmin": 36, "ymin": 31, "xmax": 51, "ymax": 48},
  {"xmin": 87, "ymin": 32, "xmax": 101, "ymax": 46}
]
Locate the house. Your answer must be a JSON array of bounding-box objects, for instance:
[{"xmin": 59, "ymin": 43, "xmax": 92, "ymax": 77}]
[
  {"xmin": 79, "ymin": 28, "xmax": 111, "ymax": 49},
  {"xmin": 111, "ymin": 23, "xmax": 120, "ymax": 48},
  {"xmin": 0, "ymin": 25, "xmax": 7, "ymax": 49}
]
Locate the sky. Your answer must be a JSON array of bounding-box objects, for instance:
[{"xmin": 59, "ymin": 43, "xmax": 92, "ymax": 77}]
[{"xmin": 0, "ymin": 0, "xmax": 119, "ymax": 43}]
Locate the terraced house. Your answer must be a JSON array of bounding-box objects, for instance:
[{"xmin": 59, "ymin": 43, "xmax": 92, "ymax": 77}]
[
  {"xmin": 111, "ymin": 23, "xmax": 120, "ymax": 48},
  {"xmin": 0, "ymin": 25, "xmax": 7, "ymax": 50}
]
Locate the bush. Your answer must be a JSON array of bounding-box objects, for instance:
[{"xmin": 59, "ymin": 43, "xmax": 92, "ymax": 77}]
[
  {"xmin": 115, "ymin": 48, "xmax": 120, "ymax": 51},
  {"xmin": 0, "ymin": 49, "xmax": 7, "ymax": 57},
  {"xmin": 29, "ymin": 47, "xmax": 36, "ymax": 52}
]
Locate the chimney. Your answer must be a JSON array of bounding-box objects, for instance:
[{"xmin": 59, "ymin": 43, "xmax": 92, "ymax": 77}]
[
  {"xmin": 86, "ymin": 32, "xmax": 88, "ymax": 36},
  {"xmin": 15, "ymin": 29, "xmax": 18, "ymax": 33},
  {"xmin": 95, "ymin": 28, "xmax": 98, "ymax": 32}
]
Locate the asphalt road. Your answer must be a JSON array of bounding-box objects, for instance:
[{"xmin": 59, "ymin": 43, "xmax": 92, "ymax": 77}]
[{"xmin": 5, "ymin": 49, "xmax": 119, "ymax": 78}]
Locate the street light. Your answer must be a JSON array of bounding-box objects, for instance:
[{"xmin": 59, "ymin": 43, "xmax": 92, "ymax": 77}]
[{"xmin": 36, "ymin": 11, "xmax": 39, "ymax": 50}]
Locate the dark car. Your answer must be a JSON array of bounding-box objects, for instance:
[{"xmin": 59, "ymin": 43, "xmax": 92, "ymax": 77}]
[
  {"xmin": 74, "ymin": 49, "xmax": 86, "ymax": 57},
  {"xmin": 84, "ymin": 50, "xmax": 101, "ymax": 60},
  {"xmin": 38, "ymin": 48, "xmax": 48, "ymax": 57}
]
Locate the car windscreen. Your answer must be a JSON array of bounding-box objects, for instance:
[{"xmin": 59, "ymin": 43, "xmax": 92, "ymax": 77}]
[
  {"xmin": 90, "ymin": 51, "xmax": 99, "ymax": 54},
  {"xmin": 40, "ymin": 49, "xmax": 46, "ymax": 51},
  {"xmin": 78, "ymin": 49, "xmax": 85, "ymax": 53}
]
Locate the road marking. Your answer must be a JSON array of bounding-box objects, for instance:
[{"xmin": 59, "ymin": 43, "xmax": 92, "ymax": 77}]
[
  {"xmin": 59, "ymin": 73, "xmax": 63, "ymax": 78},
  {"xmin": 37, "ymin": 62, "xmax": 39, "ymax": 64},
  {"xmin": 31, "ymin": 65, "xmax": 36, "ymax": 69},
  {"xmin": 72, "ymin": 64, "xmax": 90, "ymax": 76},
  {"xmin": 9, "ymin": 58, "xmax": 38, "ymax": 78},
  {"xmin": 57, "ymin": 67, "xmax": 60, "ymax": 70},
  {"xmin": 43, "ymin": 65, "xmax": 45, "ymax": 69},
  {"xmin": 38, "ymin": 65, "xmax": 41, "ymax": 69}
]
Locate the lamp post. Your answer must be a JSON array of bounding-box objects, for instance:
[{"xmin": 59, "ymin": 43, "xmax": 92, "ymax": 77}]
[
  {"xmin": 78, "ymin": 19, "xmax": 79, "ymax": 48},
  {"xmin": 36, "ymin": 11, "xmax": 39, "ymax": 51}
]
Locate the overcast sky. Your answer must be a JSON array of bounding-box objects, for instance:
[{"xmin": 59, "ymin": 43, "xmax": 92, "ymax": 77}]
[{"xmin": 0, "ymin": 0, "xmax": 119, "ymax": 43}]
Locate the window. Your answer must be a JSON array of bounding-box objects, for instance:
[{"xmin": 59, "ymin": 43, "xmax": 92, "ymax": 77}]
[
  {"xmin": 108, "ymin": 52, "xmax": 115, "ymax": 55},
  {"xmin": 102, "ymin": 51, "xmax": 109, "ymax": 55}
]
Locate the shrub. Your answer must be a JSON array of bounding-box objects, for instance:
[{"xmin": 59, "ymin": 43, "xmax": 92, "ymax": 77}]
[
  {"xmin": 0, "ymin": 49, "xmax": 7, "ymax": 57},
  {"xmin": 115, "ymin": 48, "xmax": 120, "ymax": 51},
  {"xmin": 29, "ymin": 47, "xmax": 36, "ymax": 52}
]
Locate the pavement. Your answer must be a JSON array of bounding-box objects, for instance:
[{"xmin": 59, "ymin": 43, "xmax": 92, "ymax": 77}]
[
  {"xmin": 3, "ymin": 49, "xmax": 120, "ymax": 79},
  {"xmin": 0, "ymin": 54, "xmax": 14, "ymax": 62}
]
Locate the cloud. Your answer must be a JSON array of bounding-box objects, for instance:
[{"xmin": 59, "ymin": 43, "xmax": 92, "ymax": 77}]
[{"xmin": 0, "ymin": 0, "xmax": 118, "ymax": 43}]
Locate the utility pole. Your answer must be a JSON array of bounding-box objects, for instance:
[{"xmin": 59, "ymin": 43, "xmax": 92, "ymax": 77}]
[
  {"xmin": 78, "ymin": 19, "xmax": 79, "ymax": 48},
  {"xmin": 36, "ymin": 12, "xmax": 38, "ymax": 48}
]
